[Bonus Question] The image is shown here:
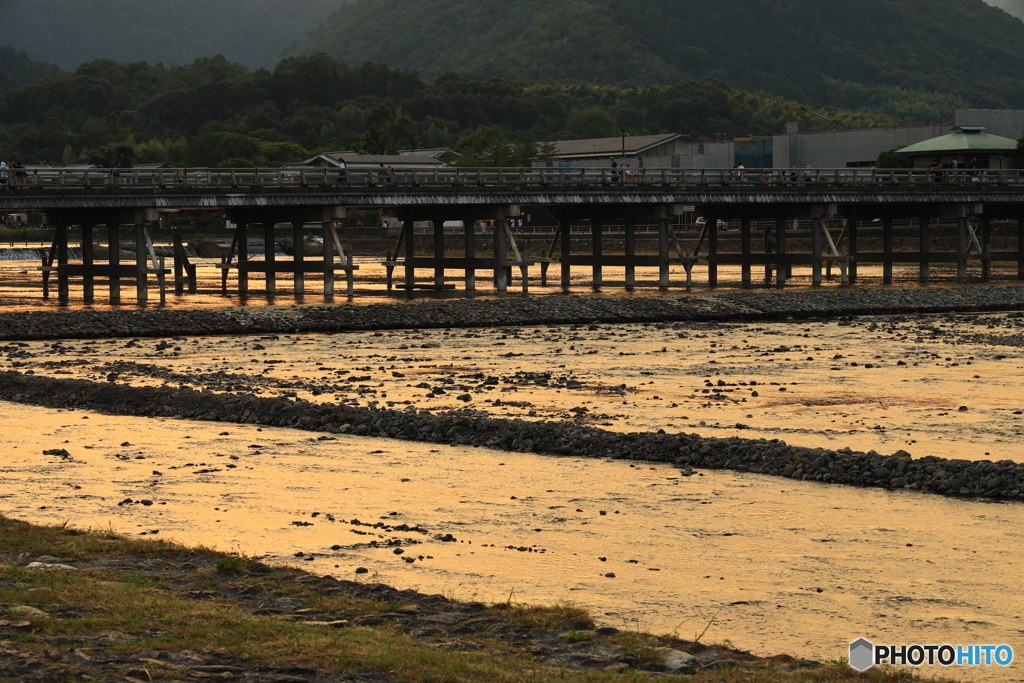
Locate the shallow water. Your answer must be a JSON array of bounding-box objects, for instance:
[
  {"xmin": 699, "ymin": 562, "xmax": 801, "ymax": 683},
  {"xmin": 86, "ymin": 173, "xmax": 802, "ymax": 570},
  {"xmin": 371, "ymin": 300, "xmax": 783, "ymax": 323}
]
[
  {"xmin": 1, "ymin": 404, "xmax": 1022, "ymax": 680},
  {"xmin": 0, "ymin": 256, "xmax": 1009, "ymax": 311}
]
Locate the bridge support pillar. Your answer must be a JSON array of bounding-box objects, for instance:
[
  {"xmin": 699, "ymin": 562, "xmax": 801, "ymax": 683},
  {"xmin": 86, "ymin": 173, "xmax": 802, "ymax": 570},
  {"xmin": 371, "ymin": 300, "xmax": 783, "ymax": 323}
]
[
  {"xmin": 981, "ymin": 215, "xmax": 992, "ymax": 283},
  {"xmin": 706, "ymin": 211, "xmax": 718, "ymax": 289},
  {"xmin": 775, "ymin": 217, "xmax": 787, "ymax": 288},
  {"xmin": 292, "ymin": 221, "xmax": 305, "ymax": 295},
  {"xmin": 433, "ymin": 216, "xmax": 445, "ymax": 290},
  {"xmin": 764, "ymin": 218, "xmax": 775, "ymax": 286},
  {"xmin": 591, "ymin": 219, "xmax": 602, "ymax": 289},
  {"xmin": 957, "ymin": 214, "xmax": 969, "ymax": 283},
  {"xmin": 882, "ymin": 216, "xmax": 894, "ymax": 285},
  {"xmin": 811, "ymin": 216, "xmax": 822, "ymax": 287},
  {"xmin": 561, "ymin": 213, "xmax": 572, "ymax": 289},
  {"xmin": 1018, "ymin": 214, "xmax": 1024, "ymax": 281},
  {"xmin": 919, "ymin": 216, "xmax": 930, "ymax": 283},
  {"xmin": 847, "ymin": 211, "xmax": 859, "ymax": 285},
  {"xmin": 741, "ymin": 218, "xmax": 752, "ymax": 289},
  {"xmin": 237, "ymin": 220, "xmax": 249, "ymax": 297},
  {"xmin": 404, "ymin": 218, "xmax": 416, "ymax": 291},
  {"xmin": 624, "ymin": 219, "xmax": 636, "ymax": 288},
  {"xmin": 82, "ymin": 224, "xmax": 94, "ymax": 302},
  {"xmin": 108, "ymin": 225, "xmax": 121, "ymax": 304},
  {"xmin": 134, "ymin": 224, "xmax": 148, "ymax": 305},
  {"xmin": 464, "ymin": 220, "xmax": 476, "ymax": 291},
  {"xmin": 323, "ymin": 222, "xmax": 335, "ymax": 298},
  {"xmin": 172, "ymin": 233, "xmax": 196, "ymax": 295},
  {"xmin": 658, "ymin": 218, "xmax": 670, "ymax": 289},
  {"xmin": 495, "ymin": 219, "xmax": 509, "ymax": 293},
  {"xmin": 264, "ymin": 223, "xmax": 277, "ymax": 294},
  {"xmin": 55, "ymin": 221, "xmax": 70, "ymax": 304}
]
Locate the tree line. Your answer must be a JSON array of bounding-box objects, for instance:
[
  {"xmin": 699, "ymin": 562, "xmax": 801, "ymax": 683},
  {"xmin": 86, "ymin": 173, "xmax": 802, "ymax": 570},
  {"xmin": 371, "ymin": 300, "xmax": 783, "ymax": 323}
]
[
  {"xmin": 296, "ymin": 0, "xmax": 1023, "ymax": 118},
  {"xmin": 0, "ymin": 51, "xmax": 906, "ymax": 168}
]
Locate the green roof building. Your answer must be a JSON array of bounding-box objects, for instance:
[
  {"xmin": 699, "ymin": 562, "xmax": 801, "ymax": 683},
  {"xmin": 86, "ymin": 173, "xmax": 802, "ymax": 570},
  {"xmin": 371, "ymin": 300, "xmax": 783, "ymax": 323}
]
[{"xmin": 895, "ymin": 125, "xmax": 1019, "ymax": 169}]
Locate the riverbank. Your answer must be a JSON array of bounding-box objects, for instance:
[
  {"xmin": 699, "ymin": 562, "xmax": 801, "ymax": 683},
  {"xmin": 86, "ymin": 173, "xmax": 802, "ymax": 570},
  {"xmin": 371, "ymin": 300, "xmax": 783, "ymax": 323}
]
[{"xmin": 1, "ymin": 514, "xmax": 922, "ymax": 682}]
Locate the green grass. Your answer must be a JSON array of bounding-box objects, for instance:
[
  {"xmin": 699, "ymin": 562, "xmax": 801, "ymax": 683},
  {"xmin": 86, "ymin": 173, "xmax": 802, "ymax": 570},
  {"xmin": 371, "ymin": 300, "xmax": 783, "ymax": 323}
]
[{"xmin": 0, "ymin": 515, "xmax": 960, "ymax": 683}]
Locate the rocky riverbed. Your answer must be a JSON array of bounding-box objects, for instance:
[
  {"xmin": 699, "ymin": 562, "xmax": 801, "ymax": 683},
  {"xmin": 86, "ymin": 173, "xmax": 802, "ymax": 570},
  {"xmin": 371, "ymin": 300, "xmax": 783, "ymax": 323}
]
[
  {"xmin": 1, "ymin": 286, "xmax": 1023, "ymax": 678},
  {"xmin": 2, "ymin": 281, "xmax": 1024, "ymax": 341}
]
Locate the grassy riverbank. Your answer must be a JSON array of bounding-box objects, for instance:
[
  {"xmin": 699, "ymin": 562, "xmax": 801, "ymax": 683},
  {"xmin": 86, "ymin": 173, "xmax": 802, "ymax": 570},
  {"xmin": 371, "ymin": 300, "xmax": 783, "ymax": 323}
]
[{"xmin": 0, "ymin": 515, "xmax": 946, "ymax": 682}]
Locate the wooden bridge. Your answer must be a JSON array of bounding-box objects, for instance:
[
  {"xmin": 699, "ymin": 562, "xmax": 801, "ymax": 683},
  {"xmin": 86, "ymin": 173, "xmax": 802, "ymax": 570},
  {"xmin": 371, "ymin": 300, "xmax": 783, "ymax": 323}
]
[{"xmin": 3, "ymin": 166, "xmax": 1024, "ymax": 302}]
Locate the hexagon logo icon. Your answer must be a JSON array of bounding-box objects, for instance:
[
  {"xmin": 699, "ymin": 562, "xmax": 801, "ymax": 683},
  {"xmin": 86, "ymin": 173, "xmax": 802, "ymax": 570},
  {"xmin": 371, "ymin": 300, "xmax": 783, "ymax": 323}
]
[{"xmin": 849, "ymin": 638, "xmax": 875, "ymax": 672}]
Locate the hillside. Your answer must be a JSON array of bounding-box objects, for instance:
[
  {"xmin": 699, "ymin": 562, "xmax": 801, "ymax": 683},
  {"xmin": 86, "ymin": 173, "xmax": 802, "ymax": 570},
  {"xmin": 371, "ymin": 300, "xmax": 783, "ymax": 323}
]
[
  {"xmin": 0, "ymin": 0, "xmax": 343, "ymax": 70},
  {"xmin": 0, "ymin": 46, "xmax": 57, "ymax": 95},
  {"xmin": 295, "ymin": 0, "xmax": 1024, "ymax": 119},
  {"xmin": 985, "ymin": 0, "xmax": 1024, "ymax": 21}
]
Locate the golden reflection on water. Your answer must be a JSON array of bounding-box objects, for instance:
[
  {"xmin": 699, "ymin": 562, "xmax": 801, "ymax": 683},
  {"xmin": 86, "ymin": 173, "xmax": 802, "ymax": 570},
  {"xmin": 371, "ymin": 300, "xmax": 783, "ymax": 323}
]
[{"xmin": 0, "ymin": 257, "xmax": 1007, "ymax": 311}]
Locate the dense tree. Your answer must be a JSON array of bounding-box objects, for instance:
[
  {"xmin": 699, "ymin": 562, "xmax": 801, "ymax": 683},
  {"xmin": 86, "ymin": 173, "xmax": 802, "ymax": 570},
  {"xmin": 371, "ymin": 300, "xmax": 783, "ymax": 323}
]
[
  {"xmin": 0, "ymin": 46, "xmax": 58, "ymax": 95},
  {"xmin": 0, "ymin": 52, "xmax": 902, "ymax": 167},
  {"xmin": 357, "ymin": 106, "xmax": 419, "ymax": 155},
  {"xmin": 295, "ymin": 0, "xmax": 1024, "ymax": 118}
]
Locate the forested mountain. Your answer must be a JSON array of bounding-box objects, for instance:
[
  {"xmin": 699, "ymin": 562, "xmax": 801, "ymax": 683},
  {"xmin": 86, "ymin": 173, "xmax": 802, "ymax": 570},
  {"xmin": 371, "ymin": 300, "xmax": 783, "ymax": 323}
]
[
  {"xmin": 985, "ymin": 0, "xmax": 1024, "ymax": 21},
  {"xmin": 295, "ymin": 0, "xmax": 1024, "ymax": 119},
  {"xmin": 0, "ymin": 0, "xmax": 343, "ymax": 70},
  {"xmin": 0, "ymin": 46, "xmax": 57, "ymax": 95},
  {"xmin": 0, "ymin": 53, "xmax": 896, "ymax": 167}
]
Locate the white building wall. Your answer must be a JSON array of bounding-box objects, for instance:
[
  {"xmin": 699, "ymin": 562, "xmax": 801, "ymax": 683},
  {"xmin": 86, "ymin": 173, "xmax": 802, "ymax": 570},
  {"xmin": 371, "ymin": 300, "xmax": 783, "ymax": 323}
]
[
  {"xmin": 773, "ymin": 125, "xmax": 948, "ymax": 168},
  {"xmin": 955, "ymin": 109, "xmax": 1024, "ymax": 140}
]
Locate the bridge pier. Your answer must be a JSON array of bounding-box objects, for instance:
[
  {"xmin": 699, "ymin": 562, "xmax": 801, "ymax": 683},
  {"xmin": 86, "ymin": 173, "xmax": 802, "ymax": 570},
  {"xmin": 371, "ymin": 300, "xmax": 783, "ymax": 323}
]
[
  {"xmin": 494, "ymin": 219, "xmax": 508, "ymax": 293},
  {"xmin": 658, "ymin": 218, "xmax": 670, "ymax": 289},
  {"xmin": 811, "ymin": 215, "xmax": 822, "ymax": 287},
  {"xmin": 433, "ymin": 216, "xmax": 445, "ymax": 290},
  {"xmin": 1019, "ymin": 213, "xmax": 1024, "ymax": 281},
  {"xmin": 42, "ymin": 209, "xmax": 164, "ymax": 305},
  {"xmin": 108, "ymin": 225, "xmax": 121, "ymax": 304},
  {"xmin": 775, "ymin": 216, "xmax": 788, "ymax": 289},
  {"xmin": 591, "ymin": 219, "xmax": 603, "ymax": 289},
  {"xmin": 238, "ymin": 219, "xmax": 250, "ymax": 297},
  {"xmin": 81, "ymin": 224, "xmax": 94, "ymax": 302},
  {"xmin": 624, "ymin": 219, "xmax": 636, "ymax": 288},
  {"xmin": 919, "ymin": 215, "xmax": 931, "ymax": 283},
  {"xmin": 263, "ymin": 223, "xmax": 276, "ymax": 294},
  {"xmin": 882, "ymin": 216, "xmax": 894, "ymax": 285},
  {"xmin": 465, "ymin": 220, "xmax": 476, "ymax": 291},
  {"xmin": 846, "ymin": 209, "xmax": 859, "ymax": 285},
  {"xmin": 741, "ymin": 218, "xmax": 753, "ymax": 288}
]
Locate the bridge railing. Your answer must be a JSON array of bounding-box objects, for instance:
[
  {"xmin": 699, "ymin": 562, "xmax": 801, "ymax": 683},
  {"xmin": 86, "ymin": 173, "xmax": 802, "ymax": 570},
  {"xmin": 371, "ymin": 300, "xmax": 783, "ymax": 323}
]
[{"xmin": 2, "ymin": 166, "xmax": 1022, "ymax": 190}]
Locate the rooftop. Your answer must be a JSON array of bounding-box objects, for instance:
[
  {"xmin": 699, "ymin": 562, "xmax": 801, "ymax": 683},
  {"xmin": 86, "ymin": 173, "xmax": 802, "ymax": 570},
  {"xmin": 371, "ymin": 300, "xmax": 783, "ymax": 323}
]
[
  {"xmin": 896, "ymin": 126, "xmax": 1019, "ymax": 154},
  {"xmin": 552, "ymin": 134, "xmax": 683, "ymax": 159}
]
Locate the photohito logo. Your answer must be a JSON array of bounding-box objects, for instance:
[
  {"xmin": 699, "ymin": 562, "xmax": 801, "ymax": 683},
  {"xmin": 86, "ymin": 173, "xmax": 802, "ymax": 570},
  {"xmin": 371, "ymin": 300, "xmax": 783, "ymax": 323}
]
[{"xmin": 849, "ymin": 638, "xmax": 1014, "ymax": 672}]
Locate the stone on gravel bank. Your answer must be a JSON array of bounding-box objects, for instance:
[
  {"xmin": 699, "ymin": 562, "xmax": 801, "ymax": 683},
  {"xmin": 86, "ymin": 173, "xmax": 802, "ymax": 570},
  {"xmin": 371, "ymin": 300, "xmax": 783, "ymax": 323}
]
[{"xmin": 3, "ymin": 285, "xmax": 1024, "ymax": 341}]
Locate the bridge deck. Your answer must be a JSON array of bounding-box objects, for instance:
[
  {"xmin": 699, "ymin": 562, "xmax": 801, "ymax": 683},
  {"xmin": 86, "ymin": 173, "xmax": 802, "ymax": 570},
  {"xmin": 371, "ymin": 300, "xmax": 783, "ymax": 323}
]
[{"xmin": 4, "ymin": 166, "xmax": 1024, "ymax": 303}]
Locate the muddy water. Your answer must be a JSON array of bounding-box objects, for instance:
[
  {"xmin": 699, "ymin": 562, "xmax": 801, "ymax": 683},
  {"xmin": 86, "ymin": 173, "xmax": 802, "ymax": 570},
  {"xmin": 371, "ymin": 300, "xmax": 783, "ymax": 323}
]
[
  {"xmin": 0, "ymin": 256, "xmax": 1010, "ymax": 311},
  {"xmin": 7, "ymin": 314, "xmax": 1023, "ymax": 462},
  {"xmin": 1, "ymin": 403, "xmax": 1022, "ymax": 680}
]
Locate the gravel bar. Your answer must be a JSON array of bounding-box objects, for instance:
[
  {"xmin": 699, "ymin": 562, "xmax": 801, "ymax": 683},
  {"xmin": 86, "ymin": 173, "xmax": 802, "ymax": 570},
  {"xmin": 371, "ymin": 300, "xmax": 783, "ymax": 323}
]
[{"xmin": 2, "ymin": 284, "xmax": 1024, "ymax": 341}]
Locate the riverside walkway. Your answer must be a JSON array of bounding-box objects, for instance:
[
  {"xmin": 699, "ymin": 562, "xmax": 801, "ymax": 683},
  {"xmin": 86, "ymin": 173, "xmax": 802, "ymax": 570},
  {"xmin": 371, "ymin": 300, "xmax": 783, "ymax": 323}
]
[{"xmin": 2, "ymin": 166, "xmax": 1023, "ymax": 302}]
